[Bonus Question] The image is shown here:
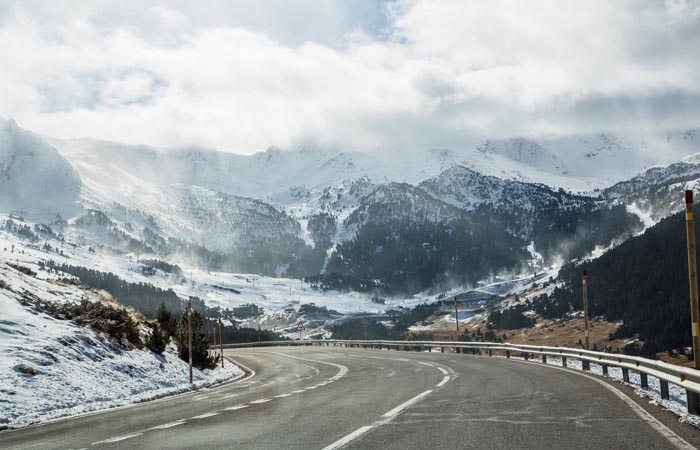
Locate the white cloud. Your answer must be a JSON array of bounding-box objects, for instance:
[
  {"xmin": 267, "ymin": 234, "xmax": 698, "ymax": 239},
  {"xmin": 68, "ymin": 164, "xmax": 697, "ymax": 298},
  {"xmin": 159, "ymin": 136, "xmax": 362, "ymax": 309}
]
[{"xmin": 0, "ymin": 0, "xmax": 698, "ymax": 154}]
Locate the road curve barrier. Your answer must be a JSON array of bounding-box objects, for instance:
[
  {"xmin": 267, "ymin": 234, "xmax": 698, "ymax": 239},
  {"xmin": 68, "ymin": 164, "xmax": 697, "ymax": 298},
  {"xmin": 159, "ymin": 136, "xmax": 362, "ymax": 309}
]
[{"xmin": 220, "ymin": 339, "xmax": 700, "ymax": 415}]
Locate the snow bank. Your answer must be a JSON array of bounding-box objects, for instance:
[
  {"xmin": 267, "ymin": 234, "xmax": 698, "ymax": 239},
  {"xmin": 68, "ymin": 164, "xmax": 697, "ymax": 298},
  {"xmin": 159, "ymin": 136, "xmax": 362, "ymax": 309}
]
[{"xmin": 0, "ymin": 264, "xmax": 243, "ymax": 430}]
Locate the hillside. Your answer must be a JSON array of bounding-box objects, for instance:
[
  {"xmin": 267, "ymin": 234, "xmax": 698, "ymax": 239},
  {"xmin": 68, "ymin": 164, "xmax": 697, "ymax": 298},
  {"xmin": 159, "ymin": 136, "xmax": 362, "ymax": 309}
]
[
  {"xmin": 531, "ymin": 210, "xmax": 695, "ymax": 355},
  {"xmin": 0, "ymin": 261, "xmax": 241, "ymax": 429}
]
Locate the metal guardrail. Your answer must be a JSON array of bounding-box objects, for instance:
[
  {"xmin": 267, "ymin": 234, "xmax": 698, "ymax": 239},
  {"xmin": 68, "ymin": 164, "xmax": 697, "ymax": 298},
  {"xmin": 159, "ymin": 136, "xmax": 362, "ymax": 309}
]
[{"xmin": 222, "ymin": 339, "xmax": 700, "ymax": 414}]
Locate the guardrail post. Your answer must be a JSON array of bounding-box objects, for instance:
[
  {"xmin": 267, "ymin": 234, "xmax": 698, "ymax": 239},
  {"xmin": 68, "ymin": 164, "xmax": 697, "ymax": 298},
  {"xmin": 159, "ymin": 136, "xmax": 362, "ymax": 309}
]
[
  {"xmin": 506, "ymin": 350, "xmax": 510, "ymax": 359},
  {"xmin": 688, "ymin": 391, "xmax": 700, "ymax": 415},
  {"xmin": 524, "ymin": 353, "xmax": 529, "ymax": 361},
  {"xmin": 441, "ymin": 346, "xmax": 445, "ymax": 353},
  {"xmin": 562, "ymin": 356, "xmax": 567, "ymax": 367},
  {"xmin": 488, "ymin": 349, "xmax": 492, "ymax": 357},
  {"xmin": 660, "ymin": 380, "xmax": 670, "ymax": 400},
  {"xmin": 622, "ymin": 368, "xmax": 630, "ymax": 383},
  {"xmin": 542, "ymin": 355, "xmax": 547, "ymax": 364},
  {"xmin": 602, "ymin": 364, "xmax": 608, "ymax": 375},
  {"xmin": 640, "ymin": 373, "xmax": 648, "ymax": 389},
  {"xmin": 428, "ymin": 346, "xmax": 432, "ymax": 352}
]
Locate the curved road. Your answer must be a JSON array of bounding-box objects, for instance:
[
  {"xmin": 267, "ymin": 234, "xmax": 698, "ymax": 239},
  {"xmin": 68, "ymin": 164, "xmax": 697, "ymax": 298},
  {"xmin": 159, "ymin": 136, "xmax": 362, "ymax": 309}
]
[{"xmin": 1, "ymin": 346, "xmax": 699, "ymax": 449}]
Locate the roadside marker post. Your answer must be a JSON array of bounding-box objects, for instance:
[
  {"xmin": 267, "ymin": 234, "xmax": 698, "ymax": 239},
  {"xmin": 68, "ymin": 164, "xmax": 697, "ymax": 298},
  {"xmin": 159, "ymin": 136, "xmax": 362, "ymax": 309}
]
[
  {"xmin": 684, "ymin": 190, "xmax": 700, "ymax": 413},
  {"xmin": 582, "ymin": 269, "xmax": 590, "ymax": 371},
  {"xmin": 454, "ymin": 296, "xmax": 460, "ymax": 354},
  {"xmin": 219, "ymin": 318, "xmax": 224, "ymax": 368},
  {"xmin": 187, "ymin": 301, "xmax": 193, "ymax": 384}
]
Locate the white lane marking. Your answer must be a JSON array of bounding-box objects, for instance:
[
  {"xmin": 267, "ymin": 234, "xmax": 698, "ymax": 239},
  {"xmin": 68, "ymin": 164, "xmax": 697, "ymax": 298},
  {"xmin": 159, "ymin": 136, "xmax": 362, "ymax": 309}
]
[
  {"xmin": 249, "ymin": 398, "xmax": 272, "ymax": 404},
  {"xmin": 436, "ymin": 376, "xmax": 450, "ymax": 387},
  {"xmin": 531, "ymin": 362, "xmax": 695, "ymax": 450},
  {"xmin": 190, "ymin": 412, "xmax": 220, "ymax": 419},
  {"xmin": 390, "ymin": 358, "xmax": 410, "ymax": 362},
  {"xmin": 275, "ymin": 393, "xmax": 292, "ymax": 398},
  {"xmin": 437, "ymin": 367, "xmax": 448, "ymax": 375},
  {"xmin": 305, "ymin": 386, "xmax": 318, "ymax": 390},
  {"xmin": 418, "ymin": 362, "xmax": 434, "ymax": 367},
  {"xmin": 220, "ymin": 393, "xmax": 241, "ymax": 399},
  {"xmin": 322, "ymin": 385, "xmax": 439, "ymax": 449},
  {"xmin": 292, "ymin": 389, "xmax": 306, "ymax": 394},
  {"xmin": 382, "ymin": 390, "xmax": 434, "ymax": 418},
  {"xmin": 149, "ymin": 421, "xmax": 186, "ymax": 430},
  {"xmin": 223, "ymin": 405, "xmax": 249, "ymax": 411},
  {"xmin": 320, "ymin": 425, "xmax": 374, "ymax": 450},
  {"xmin": 91, "ymin": 433, "xmax": 143, "ymax": 445}
]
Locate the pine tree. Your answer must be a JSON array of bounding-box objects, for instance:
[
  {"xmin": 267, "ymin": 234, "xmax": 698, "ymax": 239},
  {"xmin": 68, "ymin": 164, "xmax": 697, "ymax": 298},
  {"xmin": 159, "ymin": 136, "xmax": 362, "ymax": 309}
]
[
  {"xmin": 175, "ymin": 310, "xmax": 216, "ymax": 370},
  {"xmin": 155, "ymin": 301, "xmax": 177, "ymax": 339},
  {"xmin": 146, "ymin": 323, "xmax": 167, "ymax": 355}
]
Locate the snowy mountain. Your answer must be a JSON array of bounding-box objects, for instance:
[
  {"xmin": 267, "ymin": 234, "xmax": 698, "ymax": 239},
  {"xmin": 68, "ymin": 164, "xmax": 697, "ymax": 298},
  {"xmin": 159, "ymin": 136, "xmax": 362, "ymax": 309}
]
[
  {"xmin": 0, "ymin": 117, "xmax": 694, "ymax": 295},
  {"xmin": 0, "ymin": 118, "xmax": 81, "ymax": 222}
]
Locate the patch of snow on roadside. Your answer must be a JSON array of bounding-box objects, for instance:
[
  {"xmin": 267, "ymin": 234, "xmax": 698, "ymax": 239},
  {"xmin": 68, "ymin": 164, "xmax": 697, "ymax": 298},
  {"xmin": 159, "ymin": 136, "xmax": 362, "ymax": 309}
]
[{"xmin": 0, "ymin": 263, "xmax": 242, "ymax": 429}]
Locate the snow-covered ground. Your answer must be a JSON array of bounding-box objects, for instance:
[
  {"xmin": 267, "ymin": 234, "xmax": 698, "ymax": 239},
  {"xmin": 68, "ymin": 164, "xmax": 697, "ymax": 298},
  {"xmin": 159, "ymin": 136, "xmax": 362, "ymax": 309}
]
[
  {"xmin": 0, "ymin": 261, "xmax": 242, "ymax": 430},
  {"xmin": 0, "ymin": 213, "xmax": 430, "ymax": 326}
]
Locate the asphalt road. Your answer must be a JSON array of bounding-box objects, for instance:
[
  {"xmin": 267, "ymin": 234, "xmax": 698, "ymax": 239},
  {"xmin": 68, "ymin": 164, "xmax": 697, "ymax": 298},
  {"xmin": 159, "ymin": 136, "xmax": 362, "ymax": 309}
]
[{"xmin": 2, "ymin": 346, "xmax": 700, "ymax": 450}]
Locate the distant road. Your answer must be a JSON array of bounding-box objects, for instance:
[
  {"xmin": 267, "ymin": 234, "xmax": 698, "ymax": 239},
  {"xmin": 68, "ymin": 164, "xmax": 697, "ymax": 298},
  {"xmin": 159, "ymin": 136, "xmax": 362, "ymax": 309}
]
[{"xmin": 2, "ymin": 347, "xmax": 699, "ymax": 449}]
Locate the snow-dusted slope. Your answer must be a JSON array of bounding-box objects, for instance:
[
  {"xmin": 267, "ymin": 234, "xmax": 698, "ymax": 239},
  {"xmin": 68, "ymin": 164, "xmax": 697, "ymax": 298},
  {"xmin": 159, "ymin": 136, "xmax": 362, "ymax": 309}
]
[
  {"xmin": 0, "ymin": 261, "xmax": 242, "ymax": 429},
  {"xmin": 0, "ymin": 118, "xmax": 81, "ymax": 222}
]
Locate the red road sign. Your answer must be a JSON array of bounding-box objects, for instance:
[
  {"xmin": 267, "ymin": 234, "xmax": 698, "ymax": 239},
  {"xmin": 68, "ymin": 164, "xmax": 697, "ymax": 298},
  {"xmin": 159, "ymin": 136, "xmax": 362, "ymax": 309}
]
[{"xmin": 296, "ymin": 322, "xmax": 306, "ymax": 331}]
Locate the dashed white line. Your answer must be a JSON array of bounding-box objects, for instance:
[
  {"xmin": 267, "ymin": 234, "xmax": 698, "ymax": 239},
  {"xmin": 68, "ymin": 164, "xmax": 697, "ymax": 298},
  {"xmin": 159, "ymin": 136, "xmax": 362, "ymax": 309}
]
[
  {"xmin": 91, "ymin": 433, "xmax": 143, "ymax": 445},
  {"xmin": 190, "ymin": 412, "xmax": 220, "ymax": 419},
  {"xmin": 149, "ymin": 421, "xmax": 187, "ymax": 430},
  {"xmin": 320, "ymin": 425, "xmax": 374, "ymax": 450},
  {"xmin": 249, "ymin": 398, "xmax": 272, "ymax": 404},
  {"xmin": 382, "ymin": 390, "xmax": 434, "ymax": 418},
  {"xmin": 418, "ymin": 362, "xmax": 434, "ymax": 367},
  {"xmin": 436, "ymin": 376, "xmax": 450, "ymax": 387},
  {"xmin": 275, "ymin": 393, "xmax": 292, "ymax": 398},
  {"xmin": 223, "ymin": 404, "xmax": 249, "ymax": 411}
]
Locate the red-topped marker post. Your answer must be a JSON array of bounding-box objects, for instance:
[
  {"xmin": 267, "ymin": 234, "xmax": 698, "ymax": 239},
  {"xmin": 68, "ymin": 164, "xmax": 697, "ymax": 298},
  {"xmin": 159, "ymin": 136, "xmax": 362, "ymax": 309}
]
[
  {"xmin": 684, "ymin": 190, "xmax": 700, "ymax": 414},
  {"xmin": 685, "ymin": 191, "xmax": 700, "ymax": 369},
  {"xmin": 187, "ymin": 301, "xmax": 193, "ymax": 384}
]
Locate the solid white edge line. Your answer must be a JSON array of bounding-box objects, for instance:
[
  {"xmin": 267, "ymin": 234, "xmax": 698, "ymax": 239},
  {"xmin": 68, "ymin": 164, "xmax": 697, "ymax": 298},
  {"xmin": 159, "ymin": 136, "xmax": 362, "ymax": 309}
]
[
  {"xmin": 527, "ymin": 361, "xmax": 695, "ymax": 450},
  {"xmin": 13, "ymin": 356, "xmax": 251, "ymax": 432},
  {"xmin": 382, "ymin": 390, "xmax": 434, "ymax": 418},
  {"xmin": 320, "ymin": 426, "xmax": 374, "ymax": 450}
]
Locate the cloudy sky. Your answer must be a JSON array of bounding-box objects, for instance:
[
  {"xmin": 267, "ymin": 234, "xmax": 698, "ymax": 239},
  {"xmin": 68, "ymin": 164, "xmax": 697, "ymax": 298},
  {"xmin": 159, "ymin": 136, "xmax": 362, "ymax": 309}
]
[{"xmin": 0, "ymin": 0, "xmax": 699, "ymax": 154}]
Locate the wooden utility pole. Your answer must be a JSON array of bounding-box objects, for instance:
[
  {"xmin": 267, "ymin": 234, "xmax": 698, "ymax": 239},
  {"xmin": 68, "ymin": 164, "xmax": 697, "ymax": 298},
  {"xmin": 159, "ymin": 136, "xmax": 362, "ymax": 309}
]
[
  {"xmin": 187, "ymin": 302, "xmax": 193, "ymax": 384},
  {"xmin": 684, "ymin": 190, "xmax": 700, "ymax": 414},
  {"xmin": 364, "ymin": 311, "xmax": 368, "ymax": 340},
  {"xmin": 454, "ymin": 296, "xmax": 461, "ymax": 354},
  {"xmin": 582, "ymin": 269, "xmax": 591, "ymax": 371},
  {"xmin": 212, "ymin": 323, "xmax": 217, "ymax": 355},
  {"xmin": 454, "ymin": 296, "xmax": 460, "ymax": 340},
  {"xmin": 582, "ymin": 269, "xmax": 590, "ymax": 350},
  {"xmin": 218, "ymin": 318, "xmax": 224, "ymax": 368}
]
